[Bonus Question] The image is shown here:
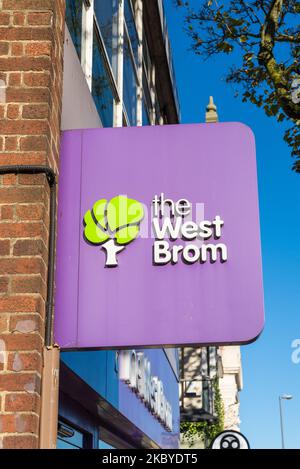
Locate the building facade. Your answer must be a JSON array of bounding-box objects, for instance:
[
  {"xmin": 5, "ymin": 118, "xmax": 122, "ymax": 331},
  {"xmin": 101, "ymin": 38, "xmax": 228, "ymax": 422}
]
[
  {"xmin": 179, "ymin": 345, "xmax": 243, "ymax": 448},
  {"xmin": 218, "ymin": 346, "xmax": 243, "ymax": 431},
  {"xmin": 0, "ymin": 0, "xmax": 180, "ymax": 449}
]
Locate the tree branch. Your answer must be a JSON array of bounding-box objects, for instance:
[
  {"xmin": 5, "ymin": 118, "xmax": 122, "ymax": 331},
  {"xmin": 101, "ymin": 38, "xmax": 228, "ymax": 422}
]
[{"xmin": 258, "ymin": 0, "xmax": 300, "ymax": 119}]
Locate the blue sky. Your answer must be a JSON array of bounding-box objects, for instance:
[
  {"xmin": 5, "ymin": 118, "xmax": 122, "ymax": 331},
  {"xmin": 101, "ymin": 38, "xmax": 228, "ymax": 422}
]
[{"xmin": 165, "ymin": 1, "xmax": 300, "ymax": 449}]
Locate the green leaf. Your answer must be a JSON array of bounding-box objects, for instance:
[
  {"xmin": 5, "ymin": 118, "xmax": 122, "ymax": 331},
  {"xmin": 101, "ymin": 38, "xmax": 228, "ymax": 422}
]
[
  {"xmin": 107, "ymin": 195, "xmax": 144, "ymax": 232},
  {"xmin": 83, "ymin": 195, "xmax": 144, "ymax": 248},
  {"xmin": 92, "ymin": 199, "xmax": 107, "ymax": 229},
  {"xmin": 115, "ymin": 225, "xmax": 140, "ymax": 245},
  {"xmin": 83, "ymin": 209, "xmax": 109, "ymax": 245}
]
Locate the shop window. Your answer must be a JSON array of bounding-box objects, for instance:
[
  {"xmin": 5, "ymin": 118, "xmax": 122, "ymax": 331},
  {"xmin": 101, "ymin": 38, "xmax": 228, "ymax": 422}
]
[
  {"xmin": 65, "ymin": 0, "xmax": 83, "ymax": 60},
  {"xmin": 57, "ymin": 420, "xmax": 92, "ymax": 449},
  {"xmin": 143, "ymin": 33, "xmax": 152, "ymax": 84},
  {"xmin": 94, "ymin": 0, "xmax": 118, "ymax": 74},
  {"xmin": 142, "ymin": 68, "xmax": 152, "ymax": 125},
  {"xmin": 99, "ymin": 439, "xmax": 115, "ymax": 449},
  {"xmin": 155, "ymin": 97, "xmax": 162, "ymax": 125},
  {"xmin": 92, "ymin": 27, "xmax": 114, "ymax": 127},
  {"xmin": 124, "ymin": 0, "xmax": 139, "ymax": 66},
  {"xmin": 142, "ymin": 99, "xmax": 150, "ymax": 126},
  {"xmin": 123, "ymin": 33, "xmax": 137, "ymax": 126}
]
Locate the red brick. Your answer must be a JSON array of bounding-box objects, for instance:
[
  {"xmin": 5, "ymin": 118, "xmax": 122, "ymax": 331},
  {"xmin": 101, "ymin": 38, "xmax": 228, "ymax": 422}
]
[
  {"xmin": 27, "ymin": 12, "xmax": 52, "ymax": 26},
  {"xmin": 9, "ymin": 314, "xmax": 42, "ymax": 331},
  {"xmin": 5, "ymin": 393, "xmax": 40, "ymax": 413},
  {"xmin": 7, "ymin": 351, "xmax": 42, "ymax": 372},
  {"xmin": 23, "ymin": 71, "xmax": 50, "ymax": 87},
  {"xmin": 0, "ymin": 71, "xmax": 7, "ymax": 83},
  {"xmin": 0, "ymin": 333, "xmax": 43, "ymax": 352},
  {"xmin": 1, "ymin": 205, "xmax": 14, "ymax": 220},
  {"xmin": 0, "ymin": 258, "xmax": 45, "ymax": 276},
  {"xmin": 0, "ymin": 13, "xmax": 11, "ymax": 26},
  {"xmin": 25, "ymin": 42, "xmax": 51, "ymax": 57},
  {"xmin": 22, "ymin": 103, "xmax": 49, "ymax": 119},
  {"xmin": 0, "ymin": 187, "xmax": 44, "ymax": 204},
  {"xmin": 0, "ymin": 413, "xmax": 39, "ymax": 433},
  {"xmin": 0, "ymin": 414, "xmax": 15, "ymax": 432},
  {"xmin": 7, "ymin": 103, "xmax": 20, "ymax": 119},
  {"xmin": 18, "ymin": 174, "xmax": 45, "ymax": 186},
  {"xmin": 0, "ymin": 0, "xmax": 64, "ymax": 445},
  {"xmin": 0, "ymin": 152, "xmax": 46, "ymax": 165},
  {"xmin": 0, "ymin": 27, "xmax": 52, "ymax": 42},
  {"xmin": 13, "ymin": 239, "xmax": 45, "ymax": 256},
  {"xmin": 20, "ymin": 135, "xmax": 48, "ymax": 151},
  {"xmin": 0, "ymin": 296, "xmax": 42, "ymax": 313},
  {"xmin": 0, "ymin": 221, "xmax": 47, "ymax": 239},
  {"xmin": 3, "ymin": 0, "xmax": 54, "ymax": 9},
  {"xmin": 0, "ymin": 56, "xmax": 51, "ymax": 72},
  {"xmin": 0, "ymin": 277, "xmax": 9, "ymax": 294},
  {"xmin": 11, "ymin": 275, "xmax": 45, "ymax": 296},
  {"xmin": 4, "ymin": 135, "xmax": 18, "ymax": 151},
  {"xmin": 11, "ymin": 42, "xmax": 23, "ymax": 56},
  {"xmin": 2, "ymin": 173, "xmax": 17, "ymax": 185},
  {"xmin": 0, "ymin": 314, "xmax": 8, "ymax": 331},
  {"xmin": 0, "ymin": 372, "xmax": 40, "ymax": 393},
  {"xmin": 0, "ymin": 119, "xmax": 48, "ymax": 135},
  {"xmin": 8, "ymin": 72, "xmax": 21, "ymax": 86},
  {"xmin": 0, "ymin": 42, "xmax": 9, "ymax": 56},
  {"xmin": 3, "ymin": 435, "xmax": 38, "ymax": 449},
  {"xmin": 16, "ymin": 204, "xmax": 44, "ymax": 220},
  {"xmin": 0, "ymin": 240, "xmax": 10, "ymax": 255},
  {"xmin": 13, "ymin": 12, "xmax": 26, "ymax": 26}
]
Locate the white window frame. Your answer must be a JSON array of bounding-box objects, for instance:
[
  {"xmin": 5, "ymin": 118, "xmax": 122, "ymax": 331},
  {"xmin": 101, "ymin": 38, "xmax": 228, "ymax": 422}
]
[{"xmin": 68, "ymin": 0, "xmax": 160, "ymax": 128}]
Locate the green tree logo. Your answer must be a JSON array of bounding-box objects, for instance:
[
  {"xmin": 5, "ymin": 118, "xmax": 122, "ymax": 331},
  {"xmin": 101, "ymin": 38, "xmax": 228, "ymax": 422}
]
[{"xmin": 83, "ymin": 195, "xmax": 144, "ymax": 266}]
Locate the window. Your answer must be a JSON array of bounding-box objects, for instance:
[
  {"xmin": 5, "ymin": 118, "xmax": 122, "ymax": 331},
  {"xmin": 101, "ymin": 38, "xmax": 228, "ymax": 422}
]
[
  {"xmin": 143, "ymin": 33, "xmax": 152, "ymax": 83},
  {"xmin": 57, "ymin": 420, "xmax": 91, "ymax": 449},
  {"xmin": 94, "ymin": 0, "xmax": 118, "ymax": 74},
  {"xmin": 124, "ymin": 0, "xmax": 139, "ymax": 66},
  {"xmin": 142, "ymin": 67, "xmax": 152, "ymax": 125},
  {"xmin": 123, "ymin": 32, "xmax": 137, "ymax": 126},
  {"xmin": 92, "ymin": 27, "xmax": 114, "ymax": 127},
  {"xmin": 142, "ymin": 99, "xmax": 150, "ymax": 126},
  {"xmin": 65, "ymin": 0, "xmax": 83, "ymax": 59},
  {"xmin": 65, "ymin": 1, "xmax": 164, "ymax": 128}
]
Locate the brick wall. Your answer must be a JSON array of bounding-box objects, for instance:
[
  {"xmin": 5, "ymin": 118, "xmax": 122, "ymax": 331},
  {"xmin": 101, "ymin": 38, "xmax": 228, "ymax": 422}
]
[{"xmin": 0, "ymin": 0, "xmax": 65, "ymax": 449}]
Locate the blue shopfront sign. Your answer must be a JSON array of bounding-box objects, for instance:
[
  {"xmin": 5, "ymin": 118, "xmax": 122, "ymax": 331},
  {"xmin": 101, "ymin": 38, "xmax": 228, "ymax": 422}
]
[
  {"xmin": 119, "ymin": 349, "xmax": 180, "ymax": 448},
  {"xmin": 61, "ymin": 348, "xmax": 179, "ymax": 448}
]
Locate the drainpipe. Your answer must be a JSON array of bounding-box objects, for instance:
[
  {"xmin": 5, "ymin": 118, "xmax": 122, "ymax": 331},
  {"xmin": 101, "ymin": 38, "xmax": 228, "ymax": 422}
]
[{"xmin": 0, "ymin": 165, "xmax": 60, "ymax": 448}]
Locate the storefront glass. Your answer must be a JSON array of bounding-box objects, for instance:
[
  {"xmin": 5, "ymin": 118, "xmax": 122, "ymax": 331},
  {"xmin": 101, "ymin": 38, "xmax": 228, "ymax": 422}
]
[
  {"xmin": 123, "ymin": 32, "xmax": 137, "ymax": 125},
  {"xmin": 94, "ymin": 0, "xmax": 118, "ymax": 72},
  {"xmin": 65, "ymin": 0, "xmax": 82, "ymax": 59},
  {"xmin": 92, "ymin": 28, "xmax": 115, "ymax": 127}
]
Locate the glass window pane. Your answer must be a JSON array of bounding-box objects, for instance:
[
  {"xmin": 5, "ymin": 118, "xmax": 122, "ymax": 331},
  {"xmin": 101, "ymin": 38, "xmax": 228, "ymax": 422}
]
[
  {"xmin": 57, "ymin": 421, "xmax": 84, "ymax": 449},
  {"xmin": 143, "ymin": 34, "xmax": 152, "ymax": 83},
  {"xmin": 124, "ymin": 0, "xmax": 139, "ymax": 65},
  {"xmin": 94, "ymin": 0, "xmax": 118, "ymax": 72},
  {"xmin": 142, "ymin": 99, "xmax": 150, "ymax": 126},
  {"xmin": 155, "ymin": 97, "xmax": 161, "ymax": 125},
  {"xmin": 65, "ymin": 0, "xmax": 82, "ymax": 60},
  {"xmin": 92, "ymin": 28, "xmax": 114, "ymax": 128},
  {"xmin": 123, "ymin": 33, "xmax": 137, "ymax": 126},
  {"xmin": 99, "ymin": 439, "xmax": 115, "ymax": 449},
  {"xmin": 142, "ymin": 68, "xmax": 152, "ymax": 124}
]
